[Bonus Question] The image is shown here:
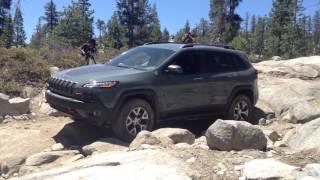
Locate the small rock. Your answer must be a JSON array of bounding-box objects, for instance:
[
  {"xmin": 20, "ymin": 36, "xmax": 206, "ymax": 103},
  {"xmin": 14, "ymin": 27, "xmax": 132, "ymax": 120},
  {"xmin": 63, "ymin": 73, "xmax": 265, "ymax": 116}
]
[
  {"xmin": 186, "ymin": 157, "xmax": 196, "ymax": 163},
  {"xmin": 49, "ymin": 66, "xmax": 60, "ymax": 75},
  {"xmin": 51, "ymin": 143, "xmax": 64, "ymax": 151},
  {"xmin": 152, "ymin": 128, "xmax": 195, "ymax": 145},
  {"xmin": 21, "ymin": 86, "xmax": 38, "ymax": 98},
  {"xmin": 82, "ymin": 138, "xmax": 128, "ymax": 156},
  {"xmin": 263, "ymin": 130, "xmax": 281, "ymax": 142},
  {"xmin": 259, "ymin": 118, "xmax": 267, "ymax": 126},
  {"xmin": 25, "ymin": 150, "xmax": 79, "ymax": 166},
  {"xmin": 174, "ymin": 143, "xmax": 191, "ymax": 149},
  {"xmin": 129, "ymin": 131, "xmax": 162, "ymax": 149},
  {"xmin": 242, "ymin": 159, "xmax": 301, "ymax": 180},
  {"xmin": 25, "ymin": 152, "xmax": 60, "ymax": 166},
  {"xmin": 234, "ymin": 165, "xmax": 242, "ymax": 171}
]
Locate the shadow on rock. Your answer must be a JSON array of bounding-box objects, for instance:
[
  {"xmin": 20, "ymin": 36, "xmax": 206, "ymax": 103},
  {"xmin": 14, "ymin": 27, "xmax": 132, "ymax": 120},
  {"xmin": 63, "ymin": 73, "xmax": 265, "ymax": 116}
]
[{"xmin": 53, "ymin": 121, "xmax": 112, "ymax": 148}]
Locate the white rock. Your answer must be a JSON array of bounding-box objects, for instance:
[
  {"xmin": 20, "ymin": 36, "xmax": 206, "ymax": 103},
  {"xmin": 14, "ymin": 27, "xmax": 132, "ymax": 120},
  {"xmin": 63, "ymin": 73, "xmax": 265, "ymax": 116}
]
[
  {"xmin": 51, "ymin": 143, "xmax": 64, "ymax": 151},
  {"xmin": 25, "ymin": 150, "xmax": 79, "ymax": 166},
  {"xmin": 49, "ymin": 66, "xmax": 60, "ymax": 75},
  {"xmin": 205, "ymin": 120, "xmax": 267, "ymax": 151},
  {"xmin": 25, "ymin": 152, "xmax": 60, "ymax": 166},
  {"xmin": 186, "ymin": 157, "xmax": 196, "ymax": 163},
  {"xmin": 152, "ymin": 128, "xmax": 195, "ymax": 145},
  {"xmin": 64, "ymin": 154, "xmax": 85, "ymax": 164},
  {"xmin": 288, "ymin": 118, "xmax": 320, "ymax": 151},
  {"xmin": 303, "ymin": 164, "xmax": 320, "ymax": 178},
  {"xmin": 242, "ymin": 159, "xmax": 301, "ymax": 180},
  {"xmin": 175, "ymin": 143, "xmax": 191, "ymax": 149},
  {"xmin": 18, "ymin": 150, "xmax": 195, "ymax": 180},
  {"xmin": 82, "ymin": 138, "xmax": 127, "ymax": 156}
]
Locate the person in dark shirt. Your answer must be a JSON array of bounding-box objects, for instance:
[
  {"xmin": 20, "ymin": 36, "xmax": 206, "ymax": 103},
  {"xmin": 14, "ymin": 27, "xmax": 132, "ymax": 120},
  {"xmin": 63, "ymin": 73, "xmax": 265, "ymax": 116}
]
[
  {"xmin": 80, "ymin": 39, "xmax": 97, "ymax": 65},
  {"xmin": 182, "ymin": 32, "xmax": 195, "ymax": 44}
]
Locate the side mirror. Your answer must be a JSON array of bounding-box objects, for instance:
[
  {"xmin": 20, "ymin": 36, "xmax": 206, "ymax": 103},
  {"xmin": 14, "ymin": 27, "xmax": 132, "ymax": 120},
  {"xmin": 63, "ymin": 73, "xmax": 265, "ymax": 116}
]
[{"xmin": 165, "ymin": 65, "xmax": 183, "ymax": 74}]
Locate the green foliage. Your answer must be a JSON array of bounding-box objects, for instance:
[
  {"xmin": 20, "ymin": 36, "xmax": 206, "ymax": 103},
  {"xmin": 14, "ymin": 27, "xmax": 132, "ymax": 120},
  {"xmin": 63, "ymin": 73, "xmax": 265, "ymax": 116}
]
[
  {"xmin": 96, "ymin": 19, "xmax": 106, "ymax": 44},
  {"xmin": 0, "ymin": 0, "xmax": 11, "ymax": 36},
  {"xmin": 149, "ymin": 3, "xmax": 162, "ymax": 42},
  {"xmin": 30, "ymin": 18, "xmax": 46, "ymax": 49},
  {"xmin": 192, "ymin": 18, "xmax": 211, "ymax": 43},
  {"xmin": 52, "ymin": 0, "xmax": 94, "ymax": 47},
  {"xmin": 117, "ymin": 0, "xmax": 162, "ymax": 47},
  {"xmin": 0, "ymin": 14, "xmax": 13, "ymax": 48},
  {"xmin": 175, "ymin": 20, "xmax": 191, "ymax": 42},
  {"xmin": 230, "ymin": 35, "xmax": 247, "ymax": 50},
  {"xmin": 13, "ymin": 6, "xmax": 26, "ymax": 47},
  {"xmin": 105, "ymin": 13, "xmax": 126, "ymax": 49},
  {"xmin": 0, "ymin": 48, "xmax": 50, "ymax": 96},
  {"xmin": 161, "ymin": 28, "xmax": 170, "ymax": 42}
]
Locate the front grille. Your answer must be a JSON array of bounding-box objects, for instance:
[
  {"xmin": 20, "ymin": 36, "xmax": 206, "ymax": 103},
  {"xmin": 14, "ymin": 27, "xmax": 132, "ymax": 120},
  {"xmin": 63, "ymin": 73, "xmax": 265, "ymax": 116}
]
[{"xmin": 48, "ymin": 77, "xmax": 77, "ymax": 97}]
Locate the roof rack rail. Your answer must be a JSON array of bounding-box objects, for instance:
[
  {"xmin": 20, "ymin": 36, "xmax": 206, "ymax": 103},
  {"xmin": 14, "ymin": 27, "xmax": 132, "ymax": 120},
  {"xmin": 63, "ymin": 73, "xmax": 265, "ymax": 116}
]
[
  {"xmin": 182, "ymin": 43, "xmax": 236, "ymax": 50},
  {"xmin": 144, "ymin": 42, "xmax": 182, "ymax": 45}
]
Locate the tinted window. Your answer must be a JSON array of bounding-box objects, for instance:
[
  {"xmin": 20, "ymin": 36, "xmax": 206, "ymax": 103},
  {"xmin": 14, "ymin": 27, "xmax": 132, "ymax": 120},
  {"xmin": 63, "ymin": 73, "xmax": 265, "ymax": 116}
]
[
  {"xmin": 109, "ymin": 47, "xmax": 175, "ymax": 70},
  {"xmin": 170, "ymin": 51, "xmax": 206, "ymax": 75},
  {"xmin": 206, "ymin": 51, "xmax": 247, "ymax": 73}
]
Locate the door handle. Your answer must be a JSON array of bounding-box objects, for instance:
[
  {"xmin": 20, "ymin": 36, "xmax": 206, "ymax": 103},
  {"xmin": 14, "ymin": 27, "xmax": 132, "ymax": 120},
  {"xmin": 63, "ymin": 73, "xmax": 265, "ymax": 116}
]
[{"xmin": 193, "ymin": 77, "xmax": 204, "ymax": 81}]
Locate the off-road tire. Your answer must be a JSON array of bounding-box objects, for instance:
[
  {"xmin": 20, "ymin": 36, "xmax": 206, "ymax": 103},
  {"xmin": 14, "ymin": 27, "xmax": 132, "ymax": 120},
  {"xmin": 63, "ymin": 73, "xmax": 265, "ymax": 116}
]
[{"xmin": 112, "ymin": 99, "xmax": 154, "ymax": 142}]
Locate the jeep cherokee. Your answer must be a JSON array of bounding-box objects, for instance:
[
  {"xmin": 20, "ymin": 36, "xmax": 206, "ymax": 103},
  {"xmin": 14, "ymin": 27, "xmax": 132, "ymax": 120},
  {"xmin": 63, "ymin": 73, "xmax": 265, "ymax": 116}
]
[{"xmin": 46, "ymin": 43, "xmax": 259, "ymax": 141}]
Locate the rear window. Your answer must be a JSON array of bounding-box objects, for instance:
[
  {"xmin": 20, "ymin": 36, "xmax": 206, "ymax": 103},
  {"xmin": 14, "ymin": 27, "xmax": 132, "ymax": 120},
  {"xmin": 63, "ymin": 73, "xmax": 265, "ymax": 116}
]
[{"xmin": 206, "ymin": 51, "xmax": 248, "ymax": 73}]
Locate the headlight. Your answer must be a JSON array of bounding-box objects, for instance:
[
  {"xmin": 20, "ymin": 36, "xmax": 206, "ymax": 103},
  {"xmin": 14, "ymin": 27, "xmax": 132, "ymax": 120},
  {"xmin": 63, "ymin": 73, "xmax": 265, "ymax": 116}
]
[{"xmin": 83, "ymin": 81, "xmax": 118, "ymax": 88}]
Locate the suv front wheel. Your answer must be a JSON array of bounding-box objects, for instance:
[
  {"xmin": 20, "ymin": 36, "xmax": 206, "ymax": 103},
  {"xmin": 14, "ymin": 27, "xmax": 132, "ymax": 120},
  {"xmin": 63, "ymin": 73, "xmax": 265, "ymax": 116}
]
[
  {"xmin": 227, "ymin": 95, "xmax": 253, "ymax": 122},
  {"xmin": 112, "ymin": 99, "xmax": 155, "ymax": 142}
]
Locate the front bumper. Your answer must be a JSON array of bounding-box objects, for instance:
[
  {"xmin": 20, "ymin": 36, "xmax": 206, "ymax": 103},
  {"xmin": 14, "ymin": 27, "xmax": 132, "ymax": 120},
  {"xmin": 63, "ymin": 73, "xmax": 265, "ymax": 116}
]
[{"xmin": 45, "ymin": 90, "xmax": 113, "ymax": 126}]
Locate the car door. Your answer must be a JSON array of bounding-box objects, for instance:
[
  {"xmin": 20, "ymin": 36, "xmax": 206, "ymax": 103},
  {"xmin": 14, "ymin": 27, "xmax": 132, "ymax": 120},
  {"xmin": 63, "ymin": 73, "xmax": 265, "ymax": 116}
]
[
  {"xmin": 157, "ymin": 50, "xmax": 211, "ymax": 118},
  {"xmin": 204, "ymin": 51, "xmax": 239, "ymax": 110}
]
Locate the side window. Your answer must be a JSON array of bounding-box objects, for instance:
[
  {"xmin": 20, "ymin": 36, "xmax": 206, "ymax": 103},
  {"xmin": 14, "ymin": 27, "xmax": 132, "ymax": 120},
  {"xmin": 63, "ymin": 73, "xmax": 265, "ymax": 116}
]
[
  {"xmin": 206, "ymin": 51, "xmax": 247, "ymax": 73},
  {"xmin": 170, "ymin": 51, "xmax": 206, "ymax": 75}
]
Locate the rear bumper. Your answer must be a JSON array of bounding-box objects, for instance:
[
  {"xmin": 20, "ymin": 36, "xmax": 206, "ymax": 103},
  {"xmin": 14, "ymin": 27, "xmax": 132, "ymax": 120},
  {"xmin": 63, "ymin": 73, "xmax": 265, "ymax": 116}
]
[{"xmin": 45, "ymin": 90, "xmax": 114, "ymax": 126}]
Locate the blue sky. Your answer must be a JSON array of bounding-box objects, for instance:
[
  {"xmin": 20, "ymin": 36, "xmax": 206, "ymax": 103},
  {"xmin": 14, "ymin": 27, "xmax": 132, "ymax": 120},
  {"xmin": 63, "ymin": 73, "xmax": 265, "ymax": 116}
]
[{"xmin": 16, "ymin": 0, "xmax": 320, "ymax": 42}]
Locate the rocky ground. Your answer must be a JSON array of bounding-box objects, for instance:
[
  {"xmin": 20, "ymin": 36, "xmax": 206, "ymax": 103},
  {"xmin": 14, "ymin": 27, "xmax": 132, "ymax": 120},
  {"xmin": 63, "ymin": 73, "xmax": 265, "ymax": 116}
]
[{"xmin": 1, "ymin": 56, "xmax": 320, "ymax": 180}]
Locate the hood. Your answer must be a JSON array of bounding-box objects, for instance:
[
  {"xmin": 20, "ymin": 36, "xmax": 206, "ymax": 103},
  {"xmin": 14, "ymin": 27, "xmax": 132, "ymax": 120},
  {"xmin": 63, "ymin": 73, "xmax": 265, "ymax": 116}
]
[{"xmin": 53, "ymin": 64, "xmax": 143, "ymax": 84}]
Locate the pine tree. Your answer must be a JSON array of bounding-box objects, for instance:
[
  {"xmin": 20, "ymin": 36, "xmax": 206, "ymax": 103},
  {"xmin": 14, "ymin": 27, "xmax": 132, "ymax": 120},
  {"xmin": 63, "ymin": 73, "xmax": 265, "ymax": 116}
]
[
  {"xmin": 43, "ymin": 0, "xmax": 59, "ymax": 33},
  {"xmin": 251, "ymin": 15, "xmax": 256, "ymax": 33},
  {"xmin": 0, "ymin": 14, "xmax": 13, "ymax": 48},
  {"xmin": 105, "ymin": 12, "xmax": 126, "ymax": 49},
  {"xmin": 193, "ymin": 18, "xmax": 211, "ymax": 43},
  {"xmin": 149, "ymin": 3, "xmax": 161, "ymax": 42},
  {"xmin": 244, "ymin": 12, "xmax": 249, "ymax": 41},
  {"xmin": 268, "ymin": 0, "xmax": 302, "ymax": 58},
  {"xmin": 175, "ymin": 20, "xmax": 191, "ymax": 42},
  {"xmin": 313, "ymin": 10, "xmax": 320, "ymax": 54},
  {"xmin": 53, "ymin": 0, "xmax": 94, "ymax": 47},
  {"xmin": 13, "ymin": 6, "xmax": 26, "ymax": 47},
  {"xmin": 30, "ymin": 18, "xmax": 46, "ymax": 49},
  {"xmin": 161, "ymin": 28, "xmax": 170, "ymax": 42},
  {"xmin": 209, "ymin": 0, "xmax": 242, "ymax": 43},
  {"xmin": 117, "ymin": 0, "xmax": 149, "ymax": 47},
  {"xmin": 0, "ymin": 0, "xmax": 11, "ymax": 38},
  {"xmin": 96, "ymin": 19, "xmax": 106, "ymax": 43},
  {"xmin": 254, "ymin": 17, "xmax": 267, "ymax": 57}
]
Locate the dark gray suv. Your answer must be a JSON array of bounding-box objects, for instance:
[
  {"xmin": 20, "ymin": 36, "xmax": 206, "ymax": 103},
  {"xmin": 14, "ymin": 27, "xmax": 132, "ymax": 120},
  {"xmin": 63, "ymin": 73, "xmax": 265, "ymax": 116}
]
[{"xmin": 46, "ymin": 43, "xmax": 259, "ymax": 141}]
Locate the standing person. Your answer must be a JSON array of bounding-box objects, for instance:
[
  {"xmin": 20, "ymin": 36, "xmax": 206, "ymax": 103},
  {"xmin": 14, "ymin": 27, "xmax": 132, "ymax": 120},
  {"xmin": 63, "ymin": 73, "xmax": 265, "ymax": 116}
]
[
  {"xmin": 182, "ymin": 32, "xmax": 194, "ymax": 44},
  {"xmin": 80, "ymin": 39, "xmax": 98, "ymax": 65}
]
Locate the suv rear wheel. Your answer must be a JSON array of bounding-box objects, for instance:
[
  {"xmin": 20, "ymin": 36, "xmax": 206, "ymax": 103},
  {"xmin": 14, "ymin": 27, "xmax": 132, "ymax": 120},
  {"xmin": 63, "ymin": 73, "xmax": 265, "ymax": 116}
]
[
  {"xmin": 227, "ymin": 95, "xmax": 253, "ymax": 122},
  {"xmin": 112, "ymin": 99, "xmax": 154, "ymax": 142}
]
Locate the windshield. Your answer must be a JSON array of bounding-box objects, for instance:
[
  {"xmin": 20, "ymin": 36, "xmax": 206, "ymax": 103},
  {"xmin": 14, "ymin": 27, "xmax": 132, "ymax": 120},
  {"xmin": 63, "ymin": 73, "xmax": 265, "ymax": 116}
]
[{"xmin": 108, "ymin": 47, "xmax": 175, "ymax": 70}]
